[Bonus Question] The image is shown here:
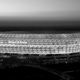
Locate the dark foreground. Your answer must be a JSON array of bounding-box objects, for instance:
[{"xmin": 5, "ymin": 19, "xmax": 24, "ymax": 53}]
[{"xmin": 0, "ymin": 52, "xmax": 80, "ymax": 80}]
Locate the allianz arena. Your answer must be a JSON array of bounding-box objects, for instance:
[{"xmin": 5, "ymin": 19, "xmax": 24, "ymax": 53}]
[{"xmin": 0, "ymin": 32, "xmax": 80, "ymax": 54}]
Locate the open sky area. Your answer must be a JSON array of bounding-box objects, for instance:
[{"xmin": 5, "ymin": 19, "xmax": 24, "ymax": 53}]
[{"xmin": 0, "ymin": 0, "xmax": 79, "ymax": 21}]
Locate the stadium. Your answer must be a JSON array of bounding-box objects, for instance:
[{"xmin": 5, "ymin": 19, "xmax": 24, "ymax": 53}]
[{"xmin": 0, "ymin": 32, "xmax": 80, "ymax": 54}]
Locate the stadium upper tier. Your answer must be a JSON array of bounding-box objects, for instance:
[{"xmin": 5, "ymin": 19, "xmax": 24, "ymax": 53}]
[{"xmin": 0, "ymin": 33, "xmax": 80, "ymax": 45}]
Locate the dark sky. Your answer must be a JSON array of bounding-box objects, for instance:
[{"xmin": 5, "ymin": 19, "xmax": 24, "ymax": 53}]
[{"xmin": 0, "ymin": 0, "xmax": 80, "ymax": 32}]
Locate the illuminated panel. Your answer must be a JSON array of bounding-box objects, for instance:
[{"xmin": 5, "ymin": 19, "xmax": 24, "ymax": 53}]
[{"xmin": 0, "ymin": 33, "xmax": 80, "ymax": 54}]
